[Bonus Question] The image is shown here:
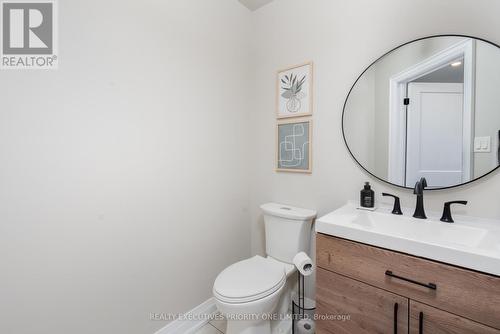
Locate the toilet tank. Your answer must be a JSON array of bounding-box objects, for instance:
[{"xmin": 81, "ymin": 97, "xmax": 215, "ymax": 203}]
[{"xmin": 260, "ymin": 203, "xmax": 317, "ymax": 264}]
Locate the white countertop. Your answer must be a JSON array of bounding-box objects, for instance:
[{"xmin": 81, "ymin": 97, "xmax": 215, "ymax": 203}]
[{"xmin": 316, "ymin": 201, "xmax": 500, "ymax": 276}]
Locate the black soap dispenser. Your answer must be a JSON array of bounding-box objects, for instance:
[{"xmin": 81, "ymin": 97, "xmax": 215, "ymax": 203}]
[{"xmin": 360, "ymin": 182, "xmax": 374, "ymax": 208}]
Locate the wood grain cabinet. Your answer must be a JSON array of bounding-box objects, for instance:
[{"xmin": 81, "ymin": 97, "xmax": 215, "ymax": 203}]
[
  {"xmin": 316, "ymin": 233, "xmax": 500, "ymax": 334},
  {"xmin": 409, "ymin": 301, "xmax": 500, "ymax": 334},
  {"xmin": 317, "ymin": 268, "xmax": 408, "ymax": 334}
]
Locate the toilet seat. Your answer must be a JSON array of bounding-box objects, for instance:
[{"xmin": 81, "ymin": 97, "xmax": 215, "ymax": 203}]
[{"xmin": 213, "ymin": 256, "xmax": 286, "ymax": 303}]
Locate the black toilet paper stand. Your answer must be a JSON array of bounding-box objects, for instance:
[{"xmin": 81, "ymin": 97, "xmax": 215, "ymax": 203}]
[
  {"xmin": 292, "ymin": 271, "xmax": 315, "ymax": 333},
  {"xmin": 297, "ymin": 271, "xmax": 305, "ymax": 318}
]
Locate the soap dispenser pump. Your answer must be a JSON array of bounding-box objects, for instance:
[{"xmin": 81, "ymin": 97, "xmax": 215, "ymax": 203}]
[{"xmin": 360, "ymin": 182, "xmax": 374, "ymax": 208}]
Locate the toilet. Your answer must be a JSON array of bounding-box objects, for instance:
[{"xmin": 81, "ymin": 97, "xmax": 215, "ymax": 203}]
[{"xmin": 213, "ymin": 203, "xmax": 316, "ymax": 334}]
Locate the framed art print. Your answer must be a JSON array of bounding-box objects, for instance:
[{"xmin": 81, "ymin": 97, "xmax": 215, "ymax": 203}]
[
  {"xmin": 276, "ymin": 118, "xmax": 312, "ymax": 173},
  {"xmin": 276, "ymin": 62, "xmax": 313, "ymax": 119}
]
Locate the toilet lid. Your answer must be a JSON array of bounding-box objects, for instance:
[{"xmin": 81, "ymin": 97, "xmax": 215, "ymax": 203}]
[{"xmin": 213, "ymin": 256, "xmax": 286, "ymax": 303}]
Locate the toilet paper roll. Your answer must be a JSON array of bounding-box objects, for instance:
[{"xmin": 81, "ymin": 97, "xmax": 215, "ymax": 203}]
[
  {"xmin": 293, "ymin": 252, "xmax": 314, "ymax": 276},
  {"xmin": 297, "ymin": 318, "xmax": 315, "ymax": 334}
]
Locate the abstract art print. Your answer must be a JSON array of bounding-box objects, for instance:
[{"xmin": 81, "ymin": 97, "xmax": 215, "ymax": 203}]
[
  {"xmin": 276, "ymin": 119, "xmax": 312, "ymax": 173},
  {"xmin": 277, "ymin": 62, "xmax": 313, "ymax": 119}
]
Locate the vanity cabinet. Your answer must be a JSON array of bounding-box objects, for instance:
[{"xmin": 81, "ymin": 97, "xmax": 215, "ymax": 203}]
[
  {"xmin": 317, "ymin": 268, "xmax": 408, "ymax": 334},
  {"xmin": 316, "ymin": 233, "xmax": 500, "ymax": 333},
  {"xmin": 409, "ymin": 301, "xmax": 500, "ymax": 334}
]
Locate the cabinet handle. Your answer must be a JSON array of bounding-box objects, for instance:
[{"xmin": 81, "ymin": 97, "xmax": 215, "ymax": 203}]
[
  {"xmin": 385, "ymin": 270, "xmax": 437, "ymax": 290},
  {"xmin": 419, "ymin": 311, "xmax": 424, "ymax": 334},
  {"xmin": 393, "ymin": 302, "xmax": 398, "ymax": 334}
]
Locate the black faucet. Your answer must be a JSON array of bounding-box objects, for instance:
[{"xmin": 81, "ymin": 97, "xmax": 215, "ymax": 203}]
[
  {"xmin": 413, "ymin": 177, "xmax": 427, "ymax": 219},
  {"xmin": 382, "ymin": 193, "xmax": 403, "ymax": 215},
  {"xmin": 440, "ymin": 201, "xmax": 468, "ymax": 223}
]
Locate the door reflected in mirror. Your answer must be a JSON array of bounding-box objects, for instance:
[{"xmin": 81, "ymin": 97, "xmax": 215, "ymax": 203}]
[{"xmin": 343, "ymin": 35, "xmax": 500, "ymax": 189}]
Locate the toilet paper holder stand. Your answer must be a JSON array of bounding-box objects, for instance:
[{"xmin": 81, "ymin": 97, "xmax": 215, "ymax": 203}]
[
  {"xmin": 292, "ymin": 271, "xmax": 315, "ymax": 334},
  {"xmin": 297, "ymin": 271, "xmax": 306, "ymax": 318}
]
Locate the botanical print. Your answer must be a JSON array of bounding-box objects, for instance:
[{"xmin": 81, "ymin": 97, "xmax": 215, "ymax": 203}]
[
  {"xmin": 277, "ymin": 62, "xmax": 312, "ymax": 118},
  {"xmin": 281, "ymin": 73, "xmax": 306, "ymax": 113},
  {"xmin": 277, "ymin": 119, "xmax": 311, "ymax": 172}
]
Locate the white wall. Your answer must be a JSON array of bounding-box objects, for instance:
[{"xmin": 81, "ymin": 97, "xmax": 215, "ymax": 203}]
[
  {"xmin": 0, "ymin": 1, "xmax": 252, "ymax": 334},
  {"xmin": 474, "ymin": 41, "xmax": 500, "ymax": 177},
  {"xmin": 249, "ymin": 0, "xmax": 500, "ymax": 299}
]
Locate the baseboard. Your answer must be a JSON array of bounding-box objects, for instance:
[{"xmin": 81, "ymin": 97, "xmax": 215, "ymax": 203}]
[{"xmin": 154, "ymin": 298, "xmax": 217, "ymax": 334}]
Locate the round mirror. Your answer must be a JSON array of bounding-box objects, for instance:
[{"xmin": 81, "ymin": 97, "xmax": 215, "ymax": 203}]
[{"xmin": 343, "ymin": 35, "xmax": 500, "ymax": 189}]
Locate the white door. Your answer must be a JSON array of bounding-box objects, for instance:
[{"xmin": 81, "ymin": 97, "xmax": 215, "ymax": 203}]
[{"xmin": 406, "ymin": 82, "xmax": 465, "ymax": 188}]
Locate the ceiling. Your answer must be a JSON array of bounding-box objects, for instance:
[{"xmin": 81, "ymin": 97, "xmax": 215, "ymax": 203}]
[
  {"xmin": 413, "ymin": 60, "xmax": 464, "ymax": 84},
  {"xmin": 238, "ymin": 0, "xmax": 275, "ymax": 11}
]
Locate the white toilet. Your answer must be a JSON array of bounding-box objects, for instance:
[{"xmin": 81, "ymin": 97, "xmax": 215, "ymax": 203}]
[{"xmin": 213, "ymin": 203, "xmax": 316, "ymax": 334}]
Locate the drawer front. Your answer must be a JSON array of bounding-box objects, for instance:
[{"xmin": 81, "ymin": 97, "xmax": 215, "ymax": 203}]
[
  {"xmin": 317, "ymin": 268, "xmax": 408, "ymax": 334},
  {"xmin": 316, "ymin": 233, "xmax": 500, "ymax": 329},
  {"xmin": 409, "ymin": 301, "xmax": 500, "ymax": 334}
]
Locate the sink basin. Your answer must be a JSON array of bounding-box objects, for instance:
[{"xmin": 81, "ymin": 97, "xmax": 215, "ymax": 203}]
[{"xmin": 316, "ymin": 202, "xmax": 500, "ymax": 276}]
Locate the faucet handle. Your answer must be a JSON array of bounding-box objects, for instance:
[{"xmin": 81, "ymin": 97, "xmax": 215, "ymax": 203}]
[
  {"xmin": 382, "ymin": 193, "xmax": 403, "ymax": 215},
  {"xmin": 440, "ymin": 201, "xmax": 468, "ymax": 223}
]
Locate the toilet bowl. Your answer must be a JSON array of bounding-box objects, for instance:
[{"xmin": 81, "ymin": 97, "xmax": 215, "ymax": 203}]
[
  {"xmin": 213, "ymin": 203, "xmax": 317, "ymax": 334},
  {"xmin": 213, "ymin": 256, "xmax": 289, "ymax": 334}
]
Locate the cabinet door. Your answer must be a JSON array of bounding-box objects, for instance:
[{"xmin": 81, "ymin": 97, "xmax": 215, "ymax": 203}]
[
  {"xmin": 317, "ymin": 268, "xmax": 408, "ymax": 334},
  {"xmin": 409, "ymin": 301, "xmax": 500, "ymax": 334}
]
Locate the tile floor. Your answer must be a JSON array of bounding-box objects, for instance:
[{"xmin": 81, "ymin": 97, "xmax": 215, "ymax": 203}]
[
  {"xmin": 195, "ymin": 317, "xmax": 226, "ymax": 334},
  {"xmin": 193, "ymin": 309, "xmax": 295, "ymax": 334},
  {"xmin": 194, "ymin": 316, "xmax": 293, "ymax": 334}
]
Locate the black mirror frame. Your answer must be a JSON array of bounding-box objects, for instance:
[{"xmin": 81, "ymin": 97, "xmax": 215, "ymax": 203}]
[{"xmin": 341, "ymin": 34, "xmax": 500, "ymax": 191}]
